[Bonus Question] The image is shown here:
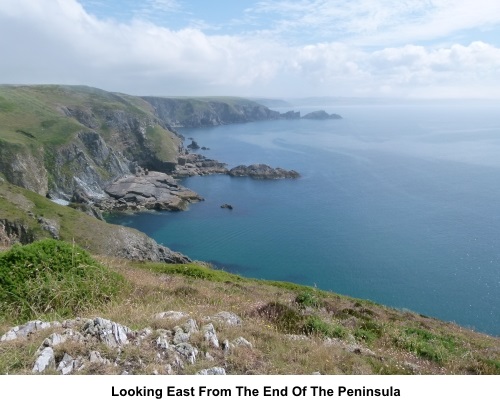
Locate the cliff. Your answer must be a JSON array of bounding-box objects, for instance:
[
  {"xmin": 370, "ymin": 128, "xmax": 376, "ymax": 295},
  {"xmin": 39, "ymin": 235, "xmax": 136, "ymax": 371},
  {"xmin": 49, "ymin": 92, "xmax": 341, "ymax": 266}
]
[
  {"xmin": 0, "ymin": 86, "xmax": 300, "ymax": 205},
  {"xmin": 0, "ymin": 85, "xmax": 183, "ymax": 201},
  {"xmin": 142, "ymin": 96, "xmax": 281, "ymax": 127},
  {"xmin": 0, "ymin": 177, "xmax": 190, "ymax": 263}
]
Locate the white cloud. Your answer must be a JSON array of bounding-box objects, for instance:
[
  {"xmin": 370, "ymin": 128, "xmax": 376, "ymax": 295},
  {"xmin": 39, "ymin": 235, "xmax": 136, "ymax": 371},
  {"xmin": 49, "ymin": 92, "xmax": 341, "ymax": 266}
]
[
  {"xmin": 250, "ymin": 0, "xmax": 500, "ymax": 46},
  {"xmin": 1, "ymin": 0, "xmax": 500, "ymax": 98}
]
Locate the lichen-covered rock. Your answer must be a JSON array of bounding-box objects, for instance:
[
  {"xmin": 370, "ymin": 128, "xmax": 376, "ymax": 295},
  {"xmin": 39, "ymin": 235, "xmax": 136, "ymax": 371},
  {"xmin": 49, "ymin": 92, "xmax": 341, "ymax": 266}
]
[
  {"xmin": 82, "ymin": 318, "xmax": 131, "ymax": 347},
  {"xmin": 174, "ymin": 342, "xmax": 198, "ymax": 365}
]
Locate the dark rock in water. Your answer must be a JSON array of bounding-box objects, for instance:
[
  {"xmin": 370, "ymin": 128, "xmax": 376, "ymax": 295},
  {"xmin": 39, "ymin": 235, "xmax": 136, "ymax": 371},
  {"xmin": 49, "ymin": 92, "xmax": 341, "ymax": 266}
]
[
  {"xmin": 174, "ymin": 154, "xmax": 228, "ymax": 177},
  {"xmin": 228, "ymin": 164, "xmax": 300, "ymax": 180},
  {"xmin": 187, "ymin": 140, "xmax": 200, "ymax": 150},
  {"xmin": 201, "ymin": 146, "xmax": 210, "ymax": 150},
  {"xmin": 302, "ymin": 110, "xmax": 342, "ymax": 120},
  {"xmin": 220, "ymin": 204, "xmax": 233, "ymax": 210}
]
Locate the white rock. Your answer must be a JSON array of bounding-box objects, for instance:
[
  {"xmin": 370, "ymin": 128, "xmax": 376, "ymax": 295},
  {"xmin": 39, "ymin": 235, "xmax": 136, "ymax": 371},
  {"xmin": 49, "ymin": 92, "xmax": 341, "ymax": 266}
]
[
  {"xmin": 202, "ymin": 323, "xmax": 219, "ymax": 348},
  {"xmin": 197, "ymin": 367, "xmax": 226, "ymax": 375},
  {"xmin": 57, "ymin": 353, "xmax": 75, "ymax": 375},
  {"xmin": 213, "ymin": 311, "xmax": 242, "ymax": 326},
  {"xmin": 154, "ymin": 311, "xmax": 187, "ymax": 321},
  {"xmin": 32, "ymin": 347, "xmax": 55, "ymax": 373}
]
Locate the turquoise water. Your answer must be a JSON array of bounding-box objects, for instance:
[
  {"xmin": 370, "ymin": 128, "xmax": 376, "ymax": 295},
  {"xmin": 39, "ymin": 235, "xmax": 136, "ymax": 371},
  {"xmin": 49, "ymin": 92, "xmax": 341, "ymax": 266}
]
[{"xmin": 109, "ymin": 101, "xmax": 500, "ymax": 336}]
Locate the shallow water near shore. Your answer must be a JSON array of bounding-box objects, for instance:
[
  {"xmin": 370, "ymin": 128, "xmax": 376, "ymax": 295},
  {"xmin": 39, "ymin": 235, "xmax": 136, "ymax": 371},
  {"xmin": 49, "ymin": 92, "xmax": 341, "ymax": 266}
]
[{"xmin": 109, "ymin": 101, "xmax": 500, "ymax": 336}]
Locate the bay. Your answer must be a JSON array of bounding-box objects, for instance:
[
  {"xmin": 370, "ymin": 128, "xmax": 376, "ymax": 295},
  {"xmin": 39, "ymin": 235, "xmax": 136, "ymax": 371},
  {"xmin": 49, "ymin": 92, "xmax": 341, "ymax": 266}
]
[{"xmin": 109, "ymin": 101, "xmax": 500, "ymax": 336}]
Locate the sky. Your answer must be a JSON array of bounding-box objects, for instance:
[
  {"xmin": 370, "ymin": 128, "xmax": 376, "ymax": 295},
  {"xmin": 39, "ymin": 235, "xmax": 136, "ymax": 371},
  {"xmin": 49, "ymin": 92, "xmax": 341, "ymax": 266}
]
[{"xmin": 1, "ymin": 0, "xmax": 500, "ymax": 98}]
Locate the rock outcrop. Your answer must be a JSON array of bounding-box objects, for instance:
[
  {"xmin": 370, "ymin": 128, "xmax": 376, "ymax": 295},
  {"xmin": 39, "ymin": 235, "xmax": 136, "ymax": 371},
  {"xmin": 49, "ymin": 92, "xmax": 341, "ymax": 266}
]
[
  {"xmin": 302, "ymin": 110, "xmax": 342, "ymax": 120},
  {"xmin": 98, "ymin": 171, "xmax": 202, "ymax": 212},
  {"xmin": 228, "ymin": 164, "xmax": 300, "ymax": 179},
  {"xmin": 174, "ymin": 153, "xmax": 229, "ymax": 177},
  {"xmin": 1, "ymin": 313, "xmax": 252, "ymax": 375}
]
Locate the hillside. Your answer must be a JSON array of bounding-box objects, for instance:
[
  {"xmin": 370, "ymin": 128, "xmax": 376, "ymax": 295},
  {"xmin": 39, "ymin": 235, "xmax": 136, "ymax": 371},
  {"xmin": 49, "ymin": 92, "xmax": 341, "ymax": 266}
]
[
  {"xmin": 0, "ymin": 238, "xmax": 499, "ymax": 375},
  {"xmin": 0, "ymin": 85, "xmax": 181, "ymax": 200},
  {"xmin": 0, "ymin": 178, "xmax": 190, "ymax": 263}
]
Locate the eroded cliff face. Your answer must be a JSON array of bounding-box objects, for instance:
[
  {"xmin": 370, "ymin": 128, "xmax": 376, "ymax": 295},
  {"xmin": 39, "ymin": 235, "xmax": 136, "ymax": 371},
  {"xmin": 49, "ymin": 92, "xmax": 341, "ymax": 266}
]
[
  {"xmin": 0, "ymin": 86, "xmax": 182, "ymax": 202},
  {"xmin": 0, "ymin": 147, "xmax": 49, "ymax": 196}
]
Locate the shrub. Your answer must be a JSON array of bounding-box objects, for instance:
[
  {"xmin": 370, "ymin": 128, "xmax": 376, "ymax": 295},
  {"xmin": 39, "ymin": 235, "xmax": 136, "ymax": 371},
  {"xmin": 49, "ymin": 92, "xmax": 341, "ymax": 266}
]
[
  {"xmin": 256, "ymin": 302, "xmax": 304, "ymax": 334},
  {"xmin": 0, "ymin": 239, "xmax": 127, "ymax": 321},
  {"xmin": 295, "ymin": 291, "xmax": 321, "ymax": 308}
]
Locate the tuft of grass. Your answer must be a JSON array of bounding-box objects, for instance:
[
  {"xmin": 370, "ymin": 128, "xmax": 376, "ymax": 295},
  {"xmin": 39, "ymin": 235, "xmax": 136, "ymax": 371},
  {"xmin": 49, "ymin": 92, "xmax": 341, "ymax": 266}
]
[
  {"xmin": 302, "ymin": 316, "xmax": 347, "ymax": 339},
  {"xmin": 392, "ymin": 326, "xmax": 461, "ymax": 364},
  {"xmin": 0, "ymin": 239, "xmax": 128, "ymax": 321},
  {"xmin": 295, "ymin": 291, "xmax": 321, "ymax": 309}
]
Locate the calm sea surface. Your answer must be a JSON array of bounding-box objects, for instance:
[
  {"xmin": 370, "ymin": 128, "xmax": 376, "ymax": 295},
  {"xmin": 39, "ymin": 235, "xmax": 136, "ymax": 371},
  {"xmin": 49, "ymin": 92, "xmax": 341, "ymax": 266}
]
[{"xmin": 109, "ymin": 101, "xmax": 500, "ymax": 336}]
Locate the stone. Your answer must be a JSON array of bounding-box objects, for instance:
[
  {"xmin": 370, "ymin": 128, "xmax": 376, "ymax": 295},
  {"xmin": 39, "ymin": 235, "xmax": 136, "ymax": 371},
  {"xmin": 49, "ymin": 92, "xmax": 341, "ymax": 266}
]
[
  {"xmin": 175, "ymin": 343, "xmax": 198, "ymax": 365},
  {"xmin": 57, "ymin": 353, "xmax": 75, "ymax": 375},
  {"xmin": 183, "ymin": 318, "xmax": 199, "ymax": 334},
  {"xmin": 1, "ymin": 320, "xmax": 53, "ymax": 342},
  {"xmin": 154, "ymin": 311, "xmax": 188, "ymax": 321},
  {"xmin": 197, "ymin": 367, "xmax": 226, "ymax": 375},
  {"xmin": 32, "ymin": 347, "xmax": 55, "ymax": 373},
  {"xmin": 103, "ymin": 171, "xmax": 202, "ymax": 212},
  {"xmin": 213, "ymin": 311, "xmax": 242, "ymax": 326},
  {"xmin": 82, "ymin": 317, "xmax": 131, "ymax": 347},
  {"xmin": 202, "ymin": 323, "xmax": 219, "ymax": 348},
  {"xmin": 233, "ymin": 337, "xmax": 252, "ymax": 349},
  {"xmin": 89, "ymin": 351, "xmax": 110, "ymax": 365},
  {"xmin": 173, "ymin": 326, "xmax": 190, "ymax": 345},
  {"xmin": 156, "ymin": 334, "xmax": 170, "ymax": 350}
]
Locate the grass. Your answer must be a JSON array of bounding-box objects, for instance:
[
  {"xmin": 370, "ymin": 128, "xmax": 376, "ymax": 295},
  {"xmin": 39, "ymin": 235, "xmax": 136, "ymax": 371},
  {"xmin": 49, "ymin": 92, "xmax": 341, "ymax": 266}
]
[
  {"xmin": 0, "ymin": 248, "xmax": 499, "ymax": 374},
  {"xmin": 0, "ymin": 240, "xmax": 128, "ymax": 322}
]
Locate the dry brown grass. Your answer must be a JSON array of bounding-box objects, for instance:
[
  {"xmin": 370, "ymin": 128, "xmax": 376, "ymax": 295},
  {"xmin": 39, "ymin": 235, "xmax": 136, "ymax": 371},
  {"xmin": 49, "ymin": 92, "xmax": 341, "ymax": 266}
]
[{"xmin": 1, "ymin": 256, "xmax": 499, "ymax": 375}]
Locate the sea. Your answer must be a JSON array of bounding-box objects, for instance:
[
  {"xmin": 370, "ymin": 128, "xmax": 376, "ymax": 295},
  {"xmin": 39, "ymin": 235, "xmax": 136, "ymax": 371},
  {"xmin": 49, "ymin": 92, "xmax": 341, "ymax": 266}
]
[{"xmin": 108, "ymin": 100, "xmax": 500, "ymax": 336}]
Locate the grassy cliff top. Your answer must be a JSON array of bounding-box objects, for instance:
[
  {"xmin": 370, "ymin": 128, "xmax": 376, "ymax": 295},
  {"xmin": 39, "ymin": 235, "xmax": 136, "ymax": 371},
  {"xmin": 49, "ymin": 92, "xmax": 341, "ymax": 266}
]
[{"xmin": 0, "ymin": 84, "xmax": 168, "ymax": 147}]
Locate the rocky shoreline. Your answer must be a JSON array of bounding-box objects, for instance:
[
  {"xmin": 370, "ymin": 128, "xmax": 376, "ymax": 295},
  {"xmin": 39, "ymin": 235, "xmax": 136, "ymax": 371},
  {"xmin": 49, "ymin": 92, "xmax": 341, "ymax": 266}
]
[{"xmin": 74, "ymin": 148, "xmax": 300, "ymax": 216}]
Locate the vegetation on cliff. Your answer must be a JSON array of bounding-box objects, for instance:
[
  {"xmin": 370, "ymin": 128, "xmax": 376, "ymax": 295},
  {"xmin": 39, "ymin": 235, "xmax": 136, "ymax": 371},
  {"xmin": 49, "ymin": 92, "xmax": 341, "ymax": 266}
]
[{"xmin": 0, "ymin": 239, "xmax": 498, "ymax": 375}]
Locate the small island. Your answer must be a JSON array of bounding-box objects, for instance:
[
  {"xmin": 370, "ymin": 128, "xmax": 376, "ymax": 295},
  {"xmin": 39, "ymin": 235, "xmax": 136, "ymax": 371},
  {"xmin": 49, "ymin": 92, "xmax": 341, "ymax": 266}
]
[{"xmin": 302, "ymin": 110, "xmax": 342, "ymax": 120}]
